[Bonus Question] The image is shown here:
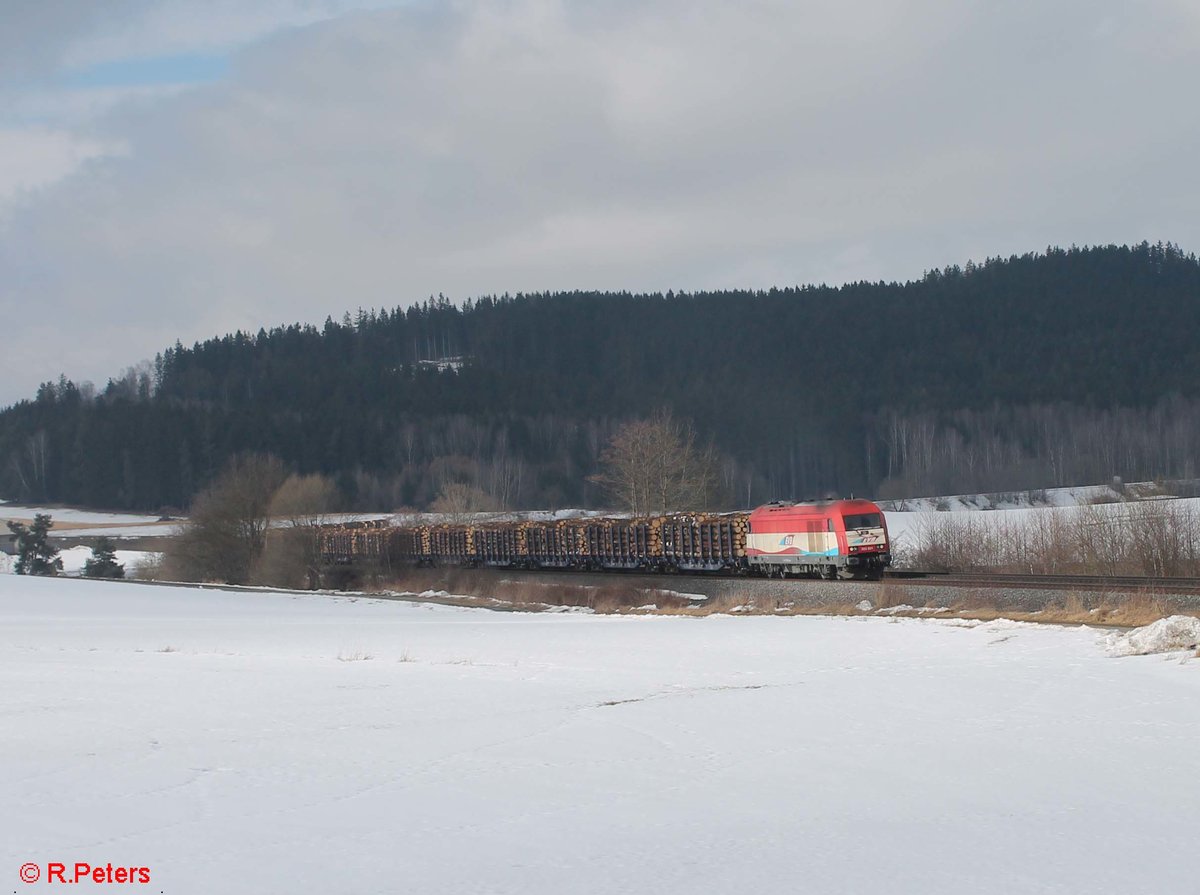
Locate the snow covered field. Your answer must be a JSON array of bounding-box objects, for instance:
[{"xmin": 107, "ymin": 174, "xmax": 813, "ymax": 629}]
[
  {"xmin": 0, "ymin": 501, "xmax": 164, "ymax": 527},
  {"xmin": 2, "ymin": 576, "xmax": 1198, "ymax": 894}
]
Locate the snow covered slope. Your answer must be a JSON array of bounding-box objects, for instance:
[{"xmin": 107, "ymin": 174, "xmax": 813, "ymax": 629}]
[{"xmin": 2, "ymin": 577, "xmax": 1197, "ymax": 894}]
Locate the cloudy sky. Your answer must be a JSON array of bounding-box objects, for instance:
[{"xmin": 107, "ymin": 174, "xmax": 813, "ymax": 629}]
[{"xmin": 1, "ymin": 0, "xmax": 1197, "ymax": 405}]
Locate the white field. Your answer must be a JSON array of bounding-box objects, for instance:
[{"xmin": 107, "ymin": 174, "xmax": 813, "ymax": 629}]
[
  {"xmin": 0, "ymin": 501, "xmax": 164, "ymax": 526},
  {"xmin": 2, "ymin": 576, "xmax": 1198, "ymax": 894},
  {"xmin": 0, "ymin": 501, "xmax": 178, "ymax": 542}
]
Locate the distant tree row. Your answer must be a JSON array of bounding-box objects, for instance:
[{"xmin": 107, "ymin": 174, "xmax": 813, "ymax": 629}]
[{"xmin": 3, "ymin": 242, "xmax": 1200, "ymax": 510}]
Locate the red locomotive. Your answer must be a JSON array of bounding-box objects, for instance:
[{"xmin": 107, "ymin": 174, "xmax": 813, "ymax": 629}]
[{"xmin": 745, "ymin": 499, "xmax": 891, "ymax": 579}]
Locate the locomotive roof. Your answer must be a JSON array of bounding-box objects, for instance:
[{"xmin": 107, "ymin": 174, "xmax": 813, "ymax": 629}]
[{"xmin": 750, "ymin": 498, "xmax": 882, "ymax": 513}]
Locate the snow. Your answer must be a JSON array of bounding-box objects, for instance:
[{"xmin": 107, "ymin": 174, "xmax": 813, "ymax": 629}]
[
  {"xmin": 54, "ymin": 545, "xmax": 161, "ymax": 576},
  {"xmin": 876, "ymin": 480, "xmax": 1175, "ymax": 512},
  {"xmin": 0, "ymin": 502, "xmax": 164, "ymax": 526},
  {"xmin": 3, "ymin": 577, "xmax": 1199, "ymax": 895},
  {"xmin": 883, "ymin": 495, "xmax": 1200, "ymax": 567},
  {"xmin": 1105, "ymin": 615, "xmax": 1200, "ymax": 657}
]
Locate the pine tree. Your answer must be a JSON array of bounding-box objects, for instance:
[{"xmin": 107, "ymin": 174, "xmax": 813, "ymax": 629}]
[
  {"xmin": 6, "ymin": 514, "xmax": 63, "ymax": 576},
  {"xmin": 83, "ymin": 537, "xmax": 125, "ymax": 579}
]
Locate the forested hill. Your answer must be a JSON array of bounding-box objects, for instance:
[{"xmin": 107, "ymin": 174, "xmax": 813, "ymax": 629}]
[{"xmin": 4, "ymin": 242, "xmax": 1200, "ymax": 512}]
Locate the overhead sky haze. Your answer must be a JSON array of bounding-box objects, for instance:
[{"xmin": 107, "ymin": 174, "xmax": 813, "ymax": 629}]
[{"xmin": 1, "ymin": 0, "xmax": 1198, "ymax": 405}]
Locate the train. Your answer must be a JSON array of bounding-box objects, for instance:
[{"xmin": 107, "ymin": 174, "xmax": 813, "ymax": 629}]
[{"xmin": 319, "ymin": 498, "xmax": 891, "ymax": 580}]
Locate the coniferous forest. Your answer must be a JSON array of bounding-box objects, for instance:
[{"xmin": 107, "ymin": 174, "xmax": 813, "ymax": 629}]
[{"xmin": 3, "ymin": 242, "xmax": 1200, "ymax": 512}]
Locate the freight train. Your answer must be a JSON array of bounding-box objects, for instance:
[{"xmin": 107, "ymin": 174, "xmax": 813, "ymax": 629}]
[{"xmin": 319, "ymin": 499, "xmax": 891, "ymax": 580}]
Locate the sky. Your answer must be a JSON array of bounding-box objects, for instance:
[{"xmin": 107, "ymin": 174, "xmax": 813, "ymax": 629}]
[{"xmin": 1, "ymin": 0, "xmax": 1198, "ymax": 406}]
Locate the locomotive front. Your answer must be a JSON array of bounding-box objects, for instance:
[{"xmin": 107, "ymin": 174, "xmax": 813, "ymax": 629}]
[{"xmin": 745, "ymin": 499, "xmax": 891, "ymax": 579}]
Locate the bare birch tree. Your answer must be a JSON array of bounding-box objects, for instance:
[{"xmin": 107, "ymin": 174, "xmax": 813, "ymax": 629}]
[{"xmin": 590, "ymin": 410, "xmax": 720, "ymax": 515}]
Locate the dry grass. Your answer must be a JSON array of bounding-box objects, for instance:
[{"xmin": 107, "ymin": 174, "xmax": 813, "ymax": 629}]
[
  {"xmin": 874, "ymin": 579, "xmax": 912, "ymax": 610},
  {"xmin": 337, "ymin": 650, "xmax": 374, "ymax": 662},
  {"xmin": 869, "ymin": 589, "xmax": 1193, "ymax": 628},
  {"xmin": 1086, "ymin": 591, "xmax": 1172, "ymax": 627},
  {"xmin": 385, "ymin": 568, "xmax": 695, "ymax": 613},
  {"xmin": 371, "ymin": 567, "xmax": 1198, "ymax": 629},
  {"xmin": 130, "ymin": 553, "xmax": 168, "ymax": 580},
  {"xmin": 641, "ymin": 585, "xmax": 1196, "ymax": 629}
]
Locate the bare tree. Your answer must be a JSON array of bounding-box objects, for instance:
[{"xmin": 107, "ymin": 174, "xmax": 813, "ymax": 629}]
[
  {"xmin": 590, "ymin": 410, "xmax": 720, "ymax": 515},
  {"xmin": 252, "ymin": 473, "xmax": 341, "ymax": 588},
  {"xmin": 429, "ymin": 482, "xmax": 500, "ymax": 523},
  {"xmin": 167, "ymin": 454, "xmax": 289, "ymax": 584}
]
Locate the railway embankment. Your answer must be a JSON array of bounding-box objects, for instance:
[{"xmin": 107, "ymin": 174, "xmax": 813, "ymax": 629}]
[{"xmin": 370, "ymin": 566, "xmax": 1200, "ymax": 626}]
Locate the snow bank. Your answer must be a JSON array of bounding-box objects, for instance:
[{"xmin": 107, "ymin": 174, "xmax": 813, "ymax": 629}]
[{"xmin": 1105, "ymin": 615, "xmax": 1200, "ymax": 657}]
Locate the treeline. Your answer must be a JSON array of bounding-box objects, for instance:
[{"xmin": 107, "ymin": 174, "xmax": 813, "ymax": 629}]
[
  {"xmin": 874, "ymin": 398, "xmax": 1200, "ymax": 498},
  {"xmin": 3, "ymin": 242, "xmax": 1200, "ymax": 511}
]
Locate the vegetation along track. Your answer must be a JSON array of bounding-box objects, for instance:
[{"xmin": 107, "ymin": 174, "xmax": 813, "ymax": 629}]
[
  {"xmin": 890, "ymin": 571, "xmax": 1200, "ymax": 595},
  {"xmin": 381, "ymin": 565, "xmax": 1200, "ymax": 615}
]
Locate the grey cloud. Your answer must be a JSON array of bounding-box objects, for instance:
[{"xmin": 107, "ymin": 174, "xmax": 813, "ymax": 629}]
[
  {"xmin": 2, "ymin": 0, "xmax": 1198, "ymax": 404},
  {"xmin": 0, "ymin": 1, "xmax": 153, "ymax": 81}
]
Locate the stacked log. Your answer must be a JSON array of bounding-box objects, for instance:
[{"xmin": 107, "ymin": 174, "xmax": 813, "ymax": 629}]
[
  {"xmin": 474, "ymin": 524, "xmax": 529, "ymax": 565},
  {"xmin": 319, "ymin": 511, "xmax": 751, "ymax": 571},
  {"xmin": 527, "ymin": 522, "xmax": 573, "ymax": 565},
  {"xmin": 387, "ymin": 527, "xmax": 428, "ymax": 562},
  {"xmin": 661, "ymin": 512, "xmax": 749, "ymax": 567},
  {"xmin": 319, "ymin": 520, "xmax": 389, "ymax": 564},
  {"xmin": 430, "ymin": 524, "xmax": 472, "ymax": 560}
]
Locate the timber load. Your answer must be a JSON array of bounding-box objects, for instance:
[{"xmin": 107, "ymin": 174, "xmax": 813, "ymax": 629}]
[{"xmin": 317, "ymin": 512, "xmax": 750, "ymax": 573}]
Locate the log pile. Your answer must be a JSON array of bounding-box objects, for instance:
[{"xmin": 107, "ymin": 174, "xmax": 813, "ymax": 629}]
[{"xmin": 318, "ymin": 511, "xmax": 752, "ymax": 572}]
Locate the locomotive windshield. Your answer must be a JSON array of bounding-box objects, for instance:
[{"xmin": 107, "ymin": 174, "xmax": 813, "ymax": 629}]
[{"xmin": 843, "ymin": 513, "xmax": 883, "ymax": 530}]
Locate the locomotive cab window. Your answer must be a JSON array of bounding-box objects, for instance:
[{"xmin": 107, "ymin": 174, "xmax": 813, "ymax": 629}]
[{"xmin": 843, "ymin": 513, "xmax": 882, "ymax": 530}]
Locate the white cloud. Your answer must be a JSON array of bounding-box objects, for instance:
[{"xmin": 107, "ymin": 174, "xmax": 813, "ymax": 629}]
[
  {"xmin": 1, "ymin": 0, "xmax": 1198, "ymax": 404},
  {"xmin": 0, "ymin": 127, "xmax": 119, "ymax": 209}
]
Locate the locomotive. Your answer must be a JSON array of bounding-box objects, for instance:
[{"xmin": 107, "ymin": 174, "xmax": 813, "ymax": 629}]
[{"xmin": 320, "ymin": 498, "xmax": 891, "ymax": 580}]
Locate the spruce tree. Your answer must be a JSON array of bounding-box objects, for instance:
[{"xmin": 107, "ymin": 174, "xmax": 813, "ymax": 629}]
[
  {"xmin": 6, "ymin": 514, "xmax": 63, "ymax": 576},
  {"xmin": 83, "ymin": 537, "xmax": 125, "ymax": 579}
]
